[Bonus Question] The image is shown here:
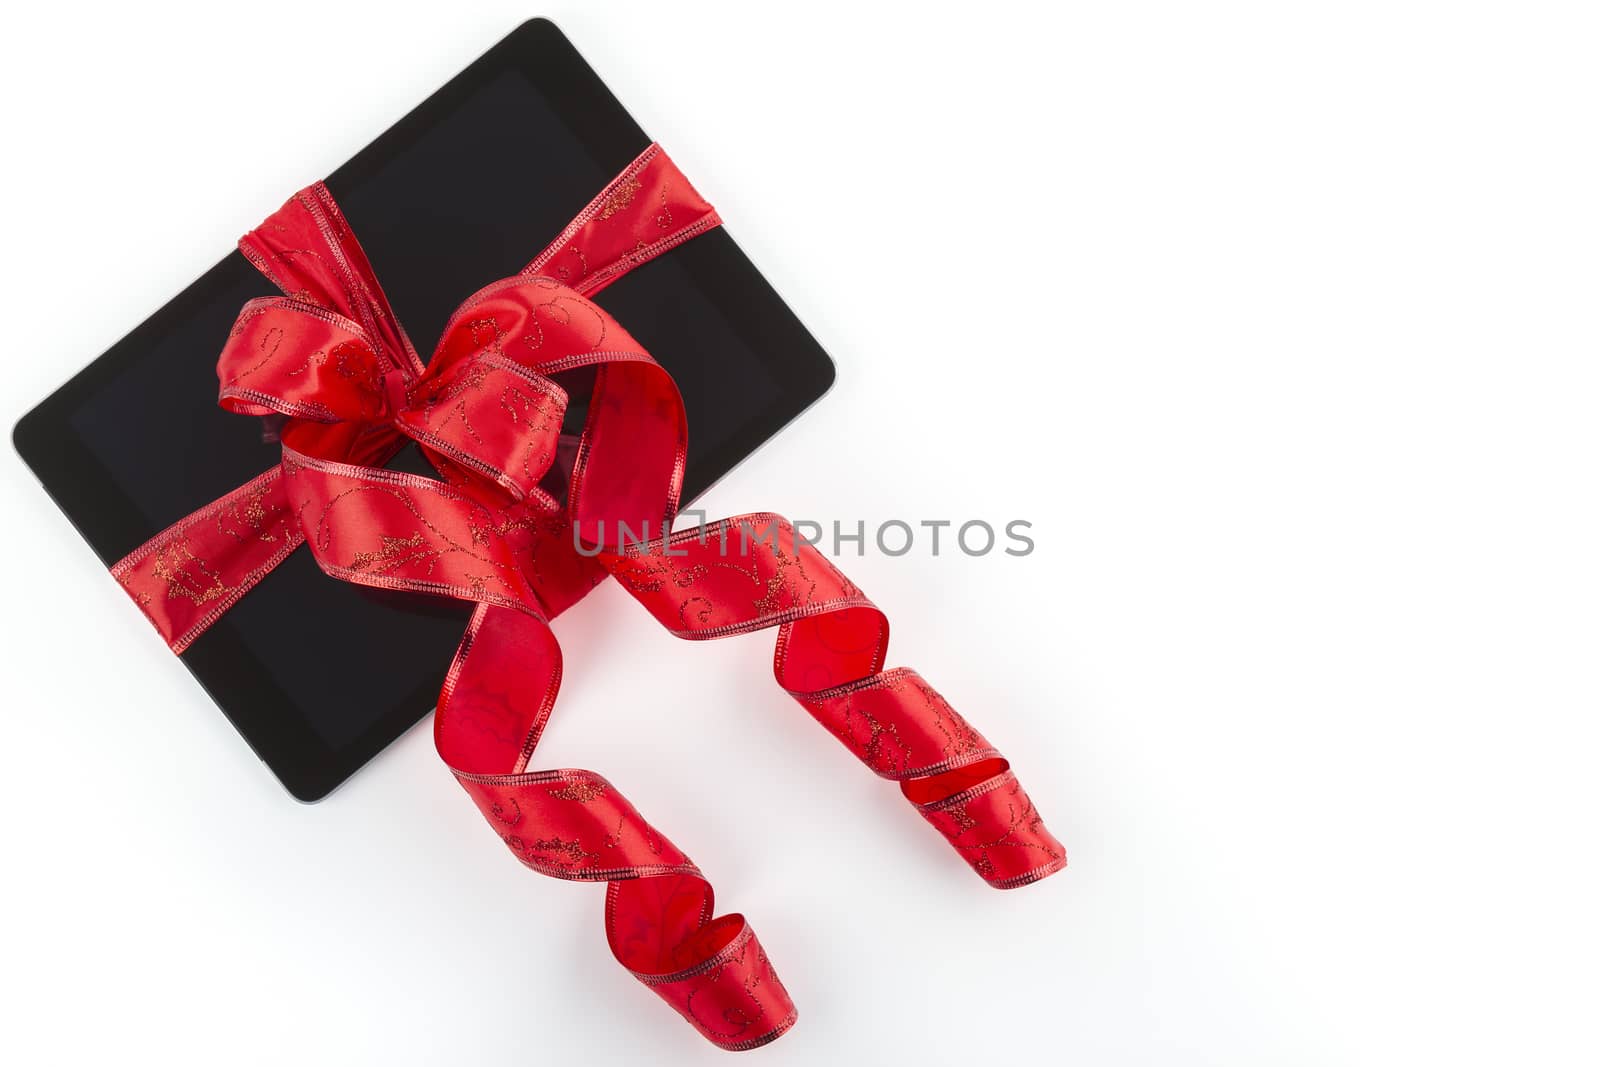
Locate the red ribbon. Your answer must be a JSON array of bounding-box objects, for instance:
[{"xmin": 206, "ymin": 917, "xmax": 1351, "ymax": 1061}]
[{"xmin": 111, "ymin": 145, "xmax": 1065, "ymax": 1048}]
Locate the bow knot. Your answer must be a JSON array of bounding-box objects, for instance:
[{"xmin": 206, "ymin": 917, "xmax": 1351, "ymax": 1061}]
[{"xmin": 217, "ymin": 269, "xmax": 618, "ymax": 516}]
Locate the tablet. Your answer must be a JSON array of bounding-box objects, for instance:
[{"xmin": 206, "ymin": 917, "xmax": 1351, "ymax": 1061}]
[{"xmin": 12, "ymin": 19, "xmax": 835, "ymax": 802}]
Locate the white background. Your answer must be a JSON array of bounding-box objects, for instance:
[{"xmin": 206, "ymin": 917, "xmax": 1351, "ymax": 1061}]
[{"xmin": 2, "ymin": 2, "xmax": 1597, "ymax": 1063}]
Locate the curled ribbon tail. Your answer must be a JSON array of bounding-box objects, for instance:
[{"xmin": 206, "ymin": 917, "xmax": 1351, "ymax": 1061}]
[
  {"xmin": 439, "ymin": 605, "xmax": 798, "ymax": 1050},
  {"xmin": 607, "ymin": 518, "xmax": 1068, "ymax": 888},
  {"xmin": 251, "ymin": 145, "xmax": 794, "ymax": 1047}
]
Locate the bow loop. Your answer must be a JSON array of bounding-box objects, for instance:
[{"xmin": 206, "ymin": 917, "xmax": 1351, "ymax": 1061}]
[
  {"xmin": 396, "ymin": 274, "xmax": 674, "ymax": 508},
  {"xmin": 430, "ymin": 274, "xmax": 636, "ymax": 372},
  {"xmin": 218, "ymin": 297, "xmax": 393, "ymax": 424},
  {"xmin": 239, "ymin": 182, "xmax": 422, "ymax": 378}
]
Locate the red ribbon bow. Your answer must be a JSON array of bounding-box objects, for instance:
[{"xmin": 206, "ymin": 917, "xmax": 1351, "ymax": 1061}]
[{"xmin": 110, "ymin": 145, "xmax": 1065, "ymax": 1049}]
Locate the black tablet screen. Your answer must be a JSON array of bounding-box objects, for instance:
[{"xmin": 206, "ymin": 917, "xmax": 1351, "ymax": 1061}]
[{"xmin": 17, "ymin": 21, "xmax": 833, "ymax": 799}]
